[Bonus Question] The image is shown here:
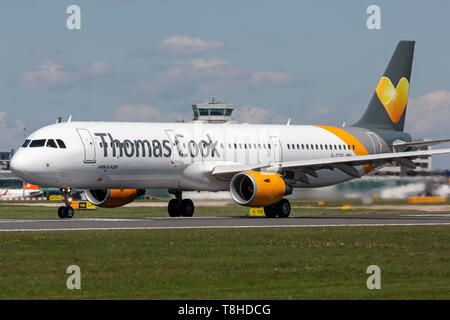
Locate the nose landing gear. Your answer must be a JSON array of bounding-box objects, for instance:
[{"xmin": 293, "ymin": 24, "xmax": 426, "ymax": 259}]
[
  {"xmin": 57, "ymin": 187, "xmax": 75, "ymax": 219},
  {"xmin": 168, "ymin": 190, "xmax": 195, "ymax": 217}
]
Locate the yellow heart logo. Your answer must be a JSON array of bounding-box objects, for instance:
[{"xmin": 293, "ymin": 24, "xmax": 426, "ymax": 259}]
[
  {"xmin": 376, "ymin": 77, "xmax": 409, "ymax": 123},
  {"xmin": 376, "ymin": 76, "xmax": 409, "ymax": 123}
]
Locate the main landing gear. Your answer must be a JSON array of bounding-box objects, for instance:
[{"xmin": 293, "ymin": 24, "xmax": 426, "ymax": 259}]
[
  {"xmin": 263, "ymin": 198, "xmax": 291, "ymax": 218},
  {"xmin": 168, "ymin": 190, "xmax": 195, "ymax": 217},
  {"xmin": 57, "ymin": 187, "xmax": 75, "ymax": 219}
]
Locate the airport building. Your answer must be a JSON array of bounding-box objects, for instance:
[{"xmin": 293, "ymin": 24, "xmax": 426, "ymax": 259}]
[
  {"xmin": 0, "ymin": 170, "xmax": 23, "ymax": 189},
  {"xmin": 0, "ymin": 150, "xmax": 14, "ymax": 170},
  {"xmin": 192, "ymin": 97, "xmax": 235, "ymax": 123}
]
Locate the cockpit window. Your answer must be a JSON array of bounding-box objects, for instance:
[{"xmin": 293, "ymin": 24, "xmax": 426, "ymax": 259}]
[
  {"xmin": 29, "ymin": 139, "xmax": 46, "ymax": 148},
  {"xmin": 46, "ymin": 139, "xmax": 58, "ymax": 148},
  {"xmin": 56, "ymin": 139, "xmax": 66, "ymax": 149},
  {"xmin": 22, "ymin": 140, "xmax": 31, "ymax": 148}
]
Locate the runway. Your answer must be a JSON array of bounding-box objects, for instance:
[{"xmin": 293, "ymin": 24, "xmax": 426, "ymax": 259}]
[{"xmin": 0, "ymin": 214, "xmax": 449, "ymax": 232}]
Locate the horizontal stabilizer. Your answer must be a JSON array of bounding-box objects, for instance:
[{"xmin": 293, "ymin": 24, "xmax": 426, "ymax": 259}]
[{"xmin": 393, "ymin": 138, "xmax": 450, "ymax": 151}]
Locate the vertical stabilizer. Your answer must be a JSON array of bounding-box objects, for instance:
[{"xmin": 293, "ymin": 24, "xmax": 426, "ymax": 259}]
[{"xmin": 353, "ymin": 41, "xmax": 415, "ymax": 131}]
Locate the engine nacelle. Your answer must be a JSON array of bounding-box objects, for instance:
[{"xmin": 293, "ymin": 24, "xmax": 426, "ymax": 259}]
[
  {"xmin": 230, "ymin": 171, "xmax": 291, "ymax": 207},
  {"xmin": 84, "ymin": 189, "xmax": 145, "ymax": 208}
]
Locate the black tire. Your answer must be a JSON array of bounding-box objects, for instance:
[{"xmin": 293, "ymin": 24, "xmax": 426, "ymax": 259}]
[
  {"xmin": 264, "ymin": 204, "xmax": 277, "ymax": 218},
  {"xmin": 65, "ymin": 206, "xmax": 75, "ymax": 219},
  {"xmin": 168, "ymin": 199, "xmax": 180, "ymax": 217},
  {"xmin": 180, "ymin": 199, "xmax": 194, "ymax": 217},
  {"xmin": 277, "ymin": 199, "xmax": 291, "ymax": 218},
  {"xmin": 58, "ymin": 206, "xmax": 66, "ymax": 219}
]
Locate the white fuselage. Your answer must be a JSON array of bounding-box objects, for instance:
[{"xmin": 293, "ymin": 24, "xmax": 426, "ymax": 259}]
[{"xmin": 10, "ymin": 121, "xmax": 378, "ymax": 191}]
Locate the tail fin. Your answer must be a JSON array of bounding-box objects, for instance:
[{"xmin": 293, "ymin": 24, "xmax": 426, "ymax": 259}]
[
  {"xmin": 353, "ymin": 40, "xmax": 415, "ymax": 131},
  {"xmin": 24, "ymin": 183, "xmax": 39, "ymax": 190}
]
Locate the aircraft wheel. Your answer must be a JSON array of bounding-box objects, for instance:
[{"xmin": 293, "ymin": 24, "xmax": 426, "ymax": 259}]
[
  {"xmin": 180, "ymin": 199, "xmax": 194, "ymax": 217},
  {"xmin": 65, "ymin": 206, "xmax": 75, "ymax": 219},
  {"xmin": 277, "ymin": 199, "xmax": 291, "ymax": 218},
  {"xmin": 168, "ymin": 199, "xmax": 181, "ymax": 217},
  {"xmin": 264, "ymin": 204, "xmax": 277, "ymax": 218},
  {"xmin": 58, "ymin": 206, "xmax": 66, "ymax": 219}
]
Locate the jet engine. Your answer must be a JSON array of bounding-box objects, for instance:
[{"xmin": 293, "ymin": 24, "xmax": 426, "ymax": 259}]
[
  {"xmin": 84, "ymin": 189, "xmax": 145, "ymax": 208},
  {"xmin": 230, "ymin": 171, "xmax": 291, "ymax": 207}
]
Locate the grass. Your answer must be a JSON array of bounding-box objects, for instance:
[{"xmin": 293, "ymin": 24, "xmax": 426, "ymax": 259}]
[
  {"xmin": 0, "ymin": 198, "xmax": 448, "ymax": 219},
  {"xmin": 0, "ymin": 200, "xmax": 448, "ymax": 299},
  {"xmin": 0, "ymin": 226, "xmax": 449, "ymax": 299}
]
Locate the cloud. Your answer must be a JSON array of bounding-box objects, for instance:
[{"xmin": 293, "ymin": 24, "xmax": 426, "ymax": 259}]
[
  {"xmin": 87, "ymin": 61, "xmax": 112, "ymax": 76},
  {"xmin": 156, "ymin": 35, "xmax": 224, "ymax": 56},
  {"xmin": 113, "ymin": 104, "xmax": 181, "ymax": 122},
  {"xmin": 233, "ymin": 106, "xmax": 272, "ymax": 123},
  {"xmin": 0, "ymin": 111, "xmax": 26, "ymax": 148},
  {"xmin": 406, "ymin": 90, "xmax": 450, "ymax": 137},
  {"xmin": 134, "ymin": 35, "xmax": 225, "ymax": 57},
  {"xmin": 249, "ymin": 71, "xmax": 295, "ymax": 86},
  {"xmin": 233, "ymin": 105, "xmax": 287, "ymax": 124},
  {"xmin": 19, "ymin": 60, "xmax": 113, "ymax": 89},
  {"xmin": 19, "ymin": 60, "xmax": 72, "ymax": 89},
  {"xmin": 138, "ymin": 57, "xmax": 295, "ymax": 101}
]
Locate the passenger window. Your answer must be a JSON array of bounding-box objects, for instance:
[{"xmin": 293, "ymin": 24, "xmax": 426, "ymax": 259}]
[
  {"xmin": 46, "ymin": 139, "xmax": 58, "ymax": 148},
  {"xmin": 29, "ymin": 139, "xmax": 46, "ymax": 147},
  {"xmin": 56, "ymin": 139, "xmax": 66, "ymax": 148},
  {"xmin": 22, "ymin": 140, "xmax": 31, "ymax": 148},
  {"xmin": 287, "ymin": 144, "xmax": 290, "ymax": 149}
]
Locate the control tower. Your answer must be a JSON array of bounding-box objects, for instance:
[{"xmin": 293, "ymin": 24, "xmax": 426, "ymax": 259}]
[{"xmin": 192, "ymin": 97, "xmax": 234, "ymax": 123}]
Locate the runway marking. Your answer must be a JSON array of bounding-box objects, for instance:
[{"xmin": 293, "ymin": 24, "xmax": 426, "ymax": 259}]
[
  {"xmin": 0, "ymin": 222, "xmax": 449, "ymax": 232},
  {"xmin": 401, "ymin": 214, "xmax": 450, "ymax": 217}
]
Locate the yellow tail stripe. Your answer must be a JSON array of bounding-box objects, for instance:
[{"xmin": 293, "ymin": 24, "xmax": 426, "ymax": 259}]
[{"xmin": 315, "ymin": 125, "xmax": 369, "ymax": 156}]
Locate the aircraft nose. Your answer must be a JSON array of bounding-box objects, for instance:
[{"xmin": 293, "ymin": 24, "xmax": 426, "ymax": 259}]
[{"xmin": 10, "ymin": 151, "xmax": 33, "ymax": 179}]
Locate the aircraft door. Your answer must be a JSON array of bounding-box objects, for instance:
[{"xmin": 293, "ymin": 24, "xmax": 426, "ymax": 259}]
[
  {"xmin": 270, "ymin": 136, "xmax": 282, "ymax": 164},
  {"xmin": 76, "ymin": 129, "xmax": 96, "ymax": 163},
  {"xmin": 165, "ymin": 130, "xmax": 183, "ymax": 166}
]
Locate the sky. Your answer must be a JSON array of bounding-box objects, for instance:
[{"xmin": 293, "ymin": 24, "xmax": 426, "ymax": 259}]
[{"xmin": 1, "ymin": 0, "xmax": 450, "ymax": 168}]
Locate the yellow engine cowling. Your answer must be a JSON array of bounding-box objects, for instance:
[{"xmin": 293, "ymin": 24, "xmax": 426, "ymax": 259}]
[
  {"xmin": 230, "ymin": 171, "xmax": 291, "ymax": 207},
  {"xmin": 84, "ymin": 189, "xmax": 145, "ymax": 208}
]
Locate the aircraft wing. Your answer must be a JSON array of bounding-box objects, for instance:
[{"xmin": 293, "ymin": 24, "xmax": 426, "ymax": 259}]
[{"xmin": 212, "ymin": 148, "xmax": 450, "ymax": 179}]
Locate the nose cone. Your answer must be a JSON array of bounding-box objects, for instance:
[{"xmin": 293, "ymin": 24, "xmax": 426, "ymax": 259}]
[{"xmin": 10, "ymin": 151, "xmax": 32, "ymax": 180}]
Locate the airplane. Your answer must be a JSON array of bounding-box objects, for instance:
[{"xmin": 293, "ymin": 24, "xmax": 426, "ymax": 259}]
[
  {"xmin": 9, "ymin": 40, "xmax": 450, "ymax": 219},
  {"xmin": 0, "ymin": 183, "xmax": 43, "ymax": 199}
]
